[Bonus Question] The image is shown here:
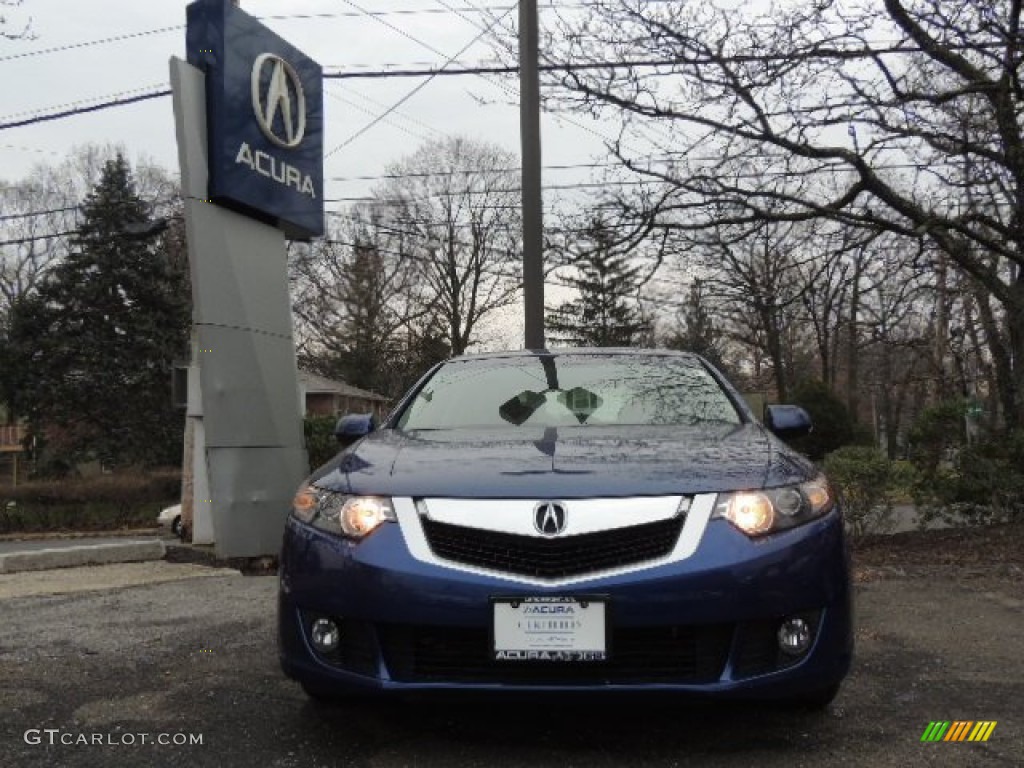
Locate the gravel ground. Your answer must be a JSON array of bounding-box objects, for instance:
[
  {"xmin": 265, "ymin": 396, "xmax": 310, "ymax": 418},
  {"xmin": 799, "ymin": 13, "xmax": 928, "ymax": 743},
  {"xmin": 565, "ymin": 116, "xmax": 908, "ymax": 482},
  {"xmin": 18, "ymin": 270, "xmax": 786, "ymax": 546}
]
[{"xmin": 0, "ymin": 527, "xmax": 1021, "ymax": 767}]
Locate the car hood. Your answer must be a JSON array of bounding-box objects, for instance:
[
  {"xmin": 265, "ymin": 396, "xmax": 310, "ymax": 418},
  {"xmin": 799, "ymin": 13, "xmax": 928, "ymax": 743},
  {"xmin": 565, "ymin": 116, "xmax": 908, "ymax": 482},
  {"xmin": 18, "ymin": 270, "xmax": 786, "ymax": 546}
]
[{"xmin": 310, "ymin": 423, "xmax": 817, "ymax": 498}]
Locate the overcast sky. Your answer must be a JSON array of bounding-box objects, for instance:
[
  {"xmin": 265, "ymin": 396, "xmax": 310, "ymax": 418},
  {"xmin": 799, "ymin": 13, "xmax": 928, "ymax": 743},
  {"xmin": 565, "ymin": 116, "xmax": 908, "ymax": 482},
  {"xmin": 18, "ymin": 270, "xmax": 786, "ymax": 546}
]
[
  {"xmin": 1, "ymin": 1, "xmax": 655, "ymax": 350},
  {"xmin": 1, "ymin": 0, "xmax": 615, "ymax": 205}
]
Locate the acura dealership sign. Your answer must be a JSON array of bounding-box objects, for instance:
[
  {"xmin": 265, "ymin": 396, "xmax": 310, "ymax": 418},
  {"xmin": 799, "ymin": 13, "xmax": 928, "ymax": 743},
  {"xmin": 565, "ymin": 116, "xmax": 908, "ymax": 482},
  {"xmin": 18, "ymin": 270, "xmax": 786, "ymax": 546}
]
[{"xmin": 186, "ymin": 0, "xmax": 323, "ymax": 239}]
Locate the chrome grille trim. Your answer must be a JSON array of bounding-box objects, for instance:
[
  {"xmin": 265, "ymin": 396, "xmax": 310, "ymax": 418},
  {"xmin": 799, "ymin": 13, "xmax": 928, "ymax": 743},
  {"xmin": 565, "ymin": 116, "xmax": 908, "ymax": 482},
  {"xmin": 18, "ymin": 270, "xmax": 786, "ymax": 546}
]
[{"xmin": 393, "ymin": 494, "xmax": 715, "ymax": 587}]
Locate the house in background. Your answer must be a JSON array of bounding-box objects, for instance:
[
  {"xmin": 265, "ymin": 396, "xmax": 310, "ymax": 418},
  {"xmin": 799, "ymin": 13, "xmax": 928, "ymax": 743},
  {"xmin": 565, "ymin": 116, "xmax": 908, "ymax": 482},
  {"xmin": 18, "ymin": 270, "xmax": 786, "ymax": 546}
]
[
  {"xmin": 0, "ymin": 423, "xmax": 27, "ymax": 487},
  {"xmin": 297, "ymin": 370, "xmax": 390, "ymax": 421}
]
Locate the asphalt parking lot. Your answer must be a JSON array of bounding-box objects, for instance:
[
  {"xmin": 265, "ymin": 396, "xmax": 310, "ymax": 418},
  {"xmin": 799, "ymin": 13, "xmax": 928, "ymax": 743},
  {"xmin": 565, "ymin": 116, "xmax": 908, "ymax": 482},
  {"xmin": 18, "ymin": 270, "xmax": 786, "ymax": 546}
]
[{"xmin": 0, "ymin": 562, "xmax": 1021, "ymax": 768}]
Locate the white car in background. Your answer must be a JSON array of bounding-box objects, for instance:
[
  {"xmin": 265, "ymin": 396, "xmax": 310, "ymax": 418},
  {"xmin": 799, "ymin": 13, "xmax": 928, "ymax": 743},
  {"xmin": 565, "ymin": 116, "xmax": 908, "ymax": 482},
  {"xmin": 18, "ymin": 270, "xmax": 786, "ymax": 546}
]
[{"xmin": 157, "ymin": 504, "xmax": 183, "ymax": 537}]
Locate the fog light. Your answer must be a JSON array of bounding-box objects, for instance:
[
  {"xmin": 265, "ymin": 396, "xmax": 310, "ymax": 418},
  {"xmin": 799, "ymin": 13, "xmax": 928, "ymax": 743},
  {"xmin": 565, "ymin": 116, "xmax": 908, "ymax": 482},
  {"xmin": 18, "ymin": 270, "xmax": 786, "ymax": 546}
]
[
  {"xmin": 777, "ymin": 617, "xmax": 812, "ymax": 655},
  {"xmin": 310, "ymin": 618, "xmax": 340, "ymax": 653}
]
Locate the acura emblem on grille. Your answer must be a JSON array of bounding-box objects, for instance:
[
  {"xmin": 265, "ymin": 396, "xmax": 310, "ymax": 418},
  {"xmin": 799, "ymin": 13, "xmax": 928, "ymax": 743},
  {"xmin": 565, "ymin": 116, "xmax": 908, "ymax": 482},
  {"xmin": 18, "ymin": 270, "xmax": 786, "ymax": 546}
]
[{"xmin": 534, "ymin": 501, "xmax": 568, "ymax": 536}]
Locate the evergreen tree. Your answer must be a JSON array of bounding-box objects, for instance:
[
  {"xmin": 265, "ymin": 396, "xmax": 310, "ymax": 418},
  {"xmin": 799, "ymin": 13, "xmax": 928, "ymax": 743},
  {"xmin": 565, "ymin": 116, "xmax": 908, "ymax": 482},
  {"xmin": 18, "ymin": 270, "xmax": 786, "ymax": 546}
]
[
  {"xmin": 294, "ymin": 229, "xmax": 449, "ymax": 399},
  {"xmin": 664, "ymin": 279, "xmax": 727, "ymax": 369},
  {"xmin": 9, "ymin": 155, "xmax": 189, "ymax": 470},
  {"xmin": 328, "ymin": 241, "xmax": 399, "ymax": 395},
  {"xmin": 546, "ymin": 219, "xmax": 650, "ymax": 347},
  {"xmin": 789, "ymin": 380, "xmax": 855, "ymax": 460}
]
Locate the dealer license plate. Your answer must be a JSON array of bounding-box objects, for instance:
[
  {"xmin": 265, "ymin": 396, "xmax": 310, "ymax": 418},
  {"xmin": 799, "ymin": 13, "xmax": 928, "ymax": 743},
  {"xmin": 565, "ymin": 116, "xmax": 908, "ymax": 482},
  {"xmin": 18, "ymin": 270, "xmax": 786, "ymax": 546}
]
[{"xmin": 492, "ymin": 597, "xmax": 607, "ymax": 661}]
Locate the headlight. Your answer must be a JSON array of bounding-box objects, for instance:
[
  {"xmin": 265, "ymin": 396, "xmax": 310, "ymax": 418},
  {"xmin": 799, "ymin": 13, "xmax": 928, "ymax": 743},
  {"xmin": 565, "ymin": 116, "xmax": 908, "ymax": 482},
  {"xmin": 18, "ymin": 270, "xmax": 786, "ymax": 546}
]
[
  {"xmin": 291, "ymin": 485, "xmax": 396, "ymax": 539},
  {"xmin": 714, "ymin": 476, "xmax": 834, "ymax": 537}
]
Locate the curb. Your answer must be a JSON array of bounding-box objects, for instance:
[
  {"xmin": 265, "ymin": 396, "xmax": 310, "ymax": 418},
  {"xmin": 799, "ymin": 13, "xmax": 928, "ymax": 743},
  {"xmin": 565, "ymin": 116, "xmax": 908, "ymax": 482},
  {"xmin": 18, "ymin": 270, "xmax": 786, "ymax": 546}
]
[
  {"xmin": 0, "ymin": 528, "xmax": 162, "ymax": 543},
  {"xmin": 0, "ymin": 540, "xmax": 167, "ymax": 574}
]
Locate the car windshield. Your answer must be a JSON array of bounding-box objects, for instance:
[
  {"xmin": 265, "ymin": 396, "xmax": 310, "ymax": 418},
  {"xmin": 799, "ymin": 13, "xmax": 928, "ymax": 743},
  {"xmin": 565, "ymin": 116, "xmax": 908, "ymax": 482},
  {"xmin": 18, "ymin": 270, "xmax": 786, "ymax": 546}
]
[{"xmin": 395, "ymin": 354, "xmax": 742, "ymax": 430}]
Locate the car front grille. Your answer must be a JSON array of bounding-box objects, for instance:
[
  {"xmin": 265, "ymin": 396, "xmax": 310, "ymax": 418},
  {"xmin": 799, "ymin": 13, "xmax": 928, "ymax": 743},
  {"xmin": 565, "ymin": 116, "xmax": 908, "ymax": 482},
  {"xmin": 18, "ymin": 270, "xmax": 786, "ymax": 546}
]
[
  {"xmin": 419, "ymin": 515, "xmax": 685, "ymax": 579},
  {"xmin": 378, "ymin": 623, "xmax": 733, "ymax": 685}
]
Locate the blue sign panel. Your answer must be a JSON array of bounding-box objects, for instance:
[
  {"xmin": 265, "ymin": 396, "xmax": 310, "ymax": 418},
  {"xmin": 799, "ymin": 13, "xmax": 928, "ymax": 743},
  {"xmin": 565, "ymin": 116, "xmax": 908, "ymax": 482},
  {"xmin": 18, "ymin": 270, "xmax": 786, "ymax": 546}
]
[{"xmin": 186, "ymin": 0, "xmax": 323, "ymax": 239}]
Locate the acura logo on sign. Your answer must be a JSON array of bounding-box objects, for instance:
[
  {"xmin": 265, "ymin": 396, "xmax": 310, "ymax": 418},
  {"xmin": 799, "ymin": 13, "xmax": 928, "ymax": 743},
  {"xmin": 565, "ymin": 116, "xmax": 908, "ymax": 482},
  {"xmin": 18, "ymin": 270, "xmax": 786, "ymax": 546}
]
[
  {"xmin": 534, "ymin": 502, "xmax": 568, "ymax": 537},
  {"xmin": 251, "ymin": 53, "xmax": 306, "ymax": 148}
]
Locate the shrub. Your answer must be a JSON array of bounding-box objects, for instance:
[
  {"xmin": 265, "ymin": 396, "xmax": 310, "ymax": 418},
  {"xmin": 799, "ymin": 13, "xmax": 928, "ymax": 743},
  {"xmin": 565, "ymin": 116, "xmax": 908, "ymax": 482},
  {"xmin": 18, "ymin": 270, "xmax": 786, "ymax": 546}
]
[
  {"xmin": 0, "ymin": 470, "xmax": 181, "ymax": 533},
  {"xmin": 907, "ymin": 400, "xmax": 965, "ymax": 477},
  {"xmin": 787, "ymin": 380, "xmax": 855, "ymax": 460},
  {"xmin": 823, "ymin": 445, "xmax": 901, "ymax": 536},
  {"xmin": 888, "ymin": 460, "xmax": 918, "ymax": 504},
  {"xmin": 913, "ymin": 429, "xmax": 1024, "ymax": 527},
  {"xmin": 304, "ymin": 415, "xmax": 340, "ymax": 473}
]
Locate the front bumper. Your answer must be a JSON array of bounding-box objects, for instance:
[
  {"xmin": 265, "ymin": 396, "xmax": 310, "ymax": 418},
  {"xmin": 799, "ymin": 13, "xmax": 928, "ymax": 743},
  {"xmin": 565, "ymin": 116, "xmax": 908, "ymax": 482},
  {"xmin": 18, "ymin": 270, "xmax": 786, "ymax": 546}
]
[{"xmin": 278, "ymin": 506, "xmax": 853, "ymax": 697}]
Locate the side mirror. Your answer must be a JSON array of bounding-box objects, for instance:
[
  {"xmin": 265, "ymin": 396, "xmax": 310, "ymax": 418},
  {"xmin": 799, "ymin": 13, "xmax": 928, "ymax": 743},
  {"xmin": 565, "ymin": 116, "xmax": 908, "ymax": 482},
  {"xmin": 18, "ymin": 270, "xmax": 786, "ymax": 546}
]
[
  {"xmin": 334, "ymin": 413, "xmax": 377, "ymax": 447},
  {"xmin": 764, "ymin": 404, "xmax": 813, "ymax": 439}
]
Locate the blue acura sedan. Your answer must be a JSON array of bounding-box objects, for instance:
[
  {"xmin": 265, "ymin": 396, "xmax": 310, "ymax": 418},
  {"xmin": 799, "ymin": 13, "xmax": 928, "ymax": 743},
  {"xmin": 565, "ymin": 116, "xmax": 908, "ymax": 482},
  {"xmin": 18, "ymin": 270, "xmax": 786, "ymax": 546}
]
[{"xmin": 278, "ymin": 349, "xmax": 853, "ymax": 707}]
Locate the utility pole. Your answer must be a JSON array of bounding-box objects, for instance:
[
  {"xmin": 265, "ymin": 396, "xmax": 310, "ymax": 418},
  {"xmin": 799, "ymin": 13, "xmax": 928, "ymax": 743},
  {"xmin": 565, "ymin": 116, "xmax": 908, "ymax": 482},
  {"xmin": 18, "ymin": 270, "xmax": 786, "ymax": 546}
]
[{"xmin": 519, "ymin": 0, "xmax": 544, "ymax": 349}]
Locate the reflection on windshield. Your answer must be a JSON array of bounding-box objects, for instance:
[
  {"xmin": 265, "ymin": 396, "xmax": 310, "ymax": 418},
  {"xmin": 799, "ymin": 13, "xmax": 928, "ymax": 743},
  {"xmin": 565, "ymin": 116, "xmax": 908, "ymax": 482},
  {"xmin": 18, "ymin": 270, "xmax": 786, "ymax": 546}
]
[{"xmin": 397, "ymin": 354, "xmax": 741, "ymax": 430}]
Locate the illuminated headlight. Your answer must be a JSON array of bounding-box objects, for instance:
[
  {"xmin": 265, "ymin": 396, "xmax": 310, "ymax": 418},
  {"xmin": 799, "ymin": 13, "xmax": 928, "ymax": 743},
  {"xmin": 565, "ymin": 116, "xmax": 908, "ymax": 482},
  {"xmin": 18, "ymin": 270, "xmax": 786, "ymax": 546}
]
[
  {"xmin": 291, "ymin": 485, "xmax": 396, "ymax": 539},
  {"xmin": 714, "ymin": 476, "xmax": 833, "ymax": 537}
]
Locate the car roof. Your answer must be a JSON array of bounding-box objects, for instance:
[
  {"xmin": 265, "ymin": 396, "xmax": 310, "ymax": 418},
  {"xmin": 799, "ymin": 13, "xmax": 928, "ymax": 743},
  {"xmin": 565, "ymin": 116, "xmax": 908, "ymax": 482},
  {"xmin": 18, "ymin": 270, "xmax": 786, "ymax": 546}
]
[{"xmin": 448, "ymin": 348, "xmax": 702, "ymax": 363}]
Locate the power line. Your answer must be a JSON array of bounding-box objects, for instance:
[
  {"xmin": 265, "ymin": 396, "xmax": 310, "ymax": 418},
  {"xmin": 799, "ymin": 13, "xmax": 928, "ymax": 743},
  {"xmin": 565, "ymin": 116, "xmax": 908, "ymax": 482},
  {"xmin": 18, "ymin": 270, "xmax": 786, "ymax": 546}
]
[
  {"xmin": 262, "ymin": 6, "xmax": 517, "ymax": 21},
  {"xmin": 1, "ymin": 61, "xmax": 540, "ymax": 131},
  {"xmin": 325, "ymin": 154, "xmax": 850, "ymax": 182},
  {"xmin": 329, "ymin": 160, "xmax": 621, "ymax": 182},
  {"xmin": 324, "ymin": 1, "xmax": 516, "ymax": 157},
  {"xmin": 0, "ymin": 230, "xmax": 78, "ymax": 247},
  {"xmin": 435, "ymin": 0, "xmax": 664, "ymax": 164},
  {"xmin": 311, "ymin": 236, "xmax": 692, "ymax": 313},
  {"xmin": 0, "ymin": 205, "xmax": 79, "ymax": 222},
  {"xmin": 325, "ymin": 88, "xmax": 434, "ymax": 144},
  {"xmin": 0, "ymin": 142, "xmax": 62, "ymax": 157},
  {"xmin": 324, "ymin": 59, "xmax": 480, "ymax": 71},
  {"xmin": 325, "ymin": 179, "xmax": 656, "ymax": 204},
  {"xmin": 4, "ymin": 40, "xmax": 1001, "ymax": 132},
  {"xmin": 0, "ymin": 10, "xmax": 509, "ymax": 64},
  {"xmin": 325, "ymin": 64, "xmax": 520, "ymax": 78},
  {"xmin": 0, "ymin": 25, "xmax": 183, "ymax": 63},
  {"xmin": 322, "ymin": 0, "xmax": 632, "ymax": 170},
  {"xmin": 1, "ymin": 158, "xmax": 972, "ymax": 223},
  {"xmin": 2, "ymin": 83, "xmax": 170, "ymax": 122},
  {"xmin": 0, "ymin": 88, "xmax": 171, "ymax": 132},
  {"xmin": 0, "ymin": 4, "xmax": 606, "ymax": 65},
  {"xmin": 329, "ymin": 83, "xmax": 445, "ymax": 138}
]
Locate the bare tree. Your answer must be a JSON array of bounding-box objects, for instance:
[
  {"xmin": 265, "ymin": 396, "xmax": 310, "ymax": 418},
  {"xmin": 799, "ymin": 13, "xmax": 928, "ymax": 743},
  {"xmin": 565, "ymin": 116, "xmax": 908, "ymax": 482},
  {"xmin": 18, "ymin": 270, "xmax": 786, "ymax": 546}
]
[
  {"xmin": 549, "ymin": 0, "xmax": 1024, "ymax": 429},
  {"xmin": 860, "ymin": 247, "xmax": 936, "ymax": 456},
  {"xmin": 375, "ymin": 136, "xmax": 522, "ymax": 356},
  {"xmin": 683, "ymin": 218, "xmax": 827, "ymax": 402},
  {"xmin": 1, "ymin": 178, "xmax": 76, "ymax": 329}
]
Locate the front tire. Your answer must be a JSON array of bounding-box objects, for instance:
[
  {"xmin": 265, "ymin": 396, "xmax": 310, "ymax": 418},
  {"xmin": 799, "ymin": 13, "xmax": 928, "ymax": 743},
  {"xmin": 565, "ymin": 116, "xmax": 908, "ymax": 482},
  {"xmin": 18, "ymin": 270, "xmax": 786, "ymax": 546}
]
[
  {"xmin": 787, "ymin": 682, "xmax": 841, "ymax": 711},
  {"xmin": 300, "ymin": 682, "xmax": 362, "ymax": 706}
]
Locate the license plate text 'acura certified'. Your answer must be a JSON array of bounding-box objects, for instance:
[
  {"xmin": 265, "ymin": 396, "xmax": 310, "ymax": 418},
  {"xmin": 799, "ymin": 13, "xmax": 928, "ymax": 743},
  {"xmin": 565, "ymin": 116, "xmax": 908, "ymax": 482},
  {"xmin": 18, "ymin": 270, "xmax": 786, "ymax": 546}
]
[{"xmin": 493, "ymin": 597, "xmax": 607, "ymax": 661}]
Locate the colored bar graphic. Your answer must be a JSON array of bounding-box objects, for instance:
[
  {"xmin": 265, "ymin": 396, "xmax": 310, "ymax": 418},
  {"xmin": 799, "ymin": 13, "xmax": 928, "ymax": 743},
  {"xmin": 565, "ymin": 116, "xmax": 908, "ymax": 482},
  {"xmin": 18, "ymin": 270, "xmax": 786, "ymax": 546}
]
[
  {"xmin": 921, "ymin": 721, "xmax": 996, "ymax": 742},
  {"xmin": 968, "ymin": 722, "xmax": 997, "ymax": 742},
  {"xmin": 945, "ymin": 721, "xmax": 973, "ymax": 741}
]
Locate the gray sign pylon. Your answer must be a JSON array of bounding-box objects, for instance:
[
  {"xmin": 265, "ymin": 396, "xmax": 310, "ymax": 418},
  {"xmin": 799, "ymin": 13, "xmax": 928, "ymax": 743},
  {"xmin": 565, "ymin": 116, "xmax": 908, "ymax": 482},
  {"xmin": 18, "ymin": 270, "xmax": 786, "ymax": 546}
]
[{"xmin": 171, "ymin": 57, "xmax": 308, "ymax": 557}]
